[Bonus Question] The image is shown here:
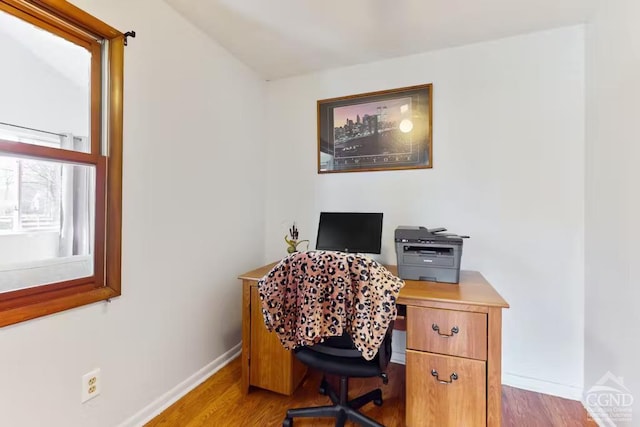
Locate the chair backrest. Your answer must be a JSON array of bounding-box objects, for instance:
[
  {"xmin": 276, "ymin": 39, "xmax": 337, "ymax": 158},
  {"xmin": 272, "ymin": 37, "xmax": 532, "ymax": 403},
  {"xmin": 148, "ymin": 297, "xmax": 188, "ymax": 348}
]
[
  {"xmin": 260, "ymin": 251, "xmax": 402, "ymax": 362},
  {"xmin": 300, "ymin": 321, "xmax": 395, "ymax": 371}
]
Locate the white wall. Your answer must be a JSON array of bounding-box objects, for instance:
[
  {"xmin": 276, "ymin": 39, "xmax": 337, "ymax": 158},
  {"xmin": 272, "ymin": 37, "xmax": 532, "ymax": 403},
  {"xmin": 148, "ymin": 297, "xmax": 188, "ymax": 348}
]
[
  {"xmin": 265, "ymin": 26, "xmax": 586, "ymax": 399},
  {"xmin": 0, "ymin": 0, "xmax": 266, "ymax": 426},
  {"xmin": 585, "ymin": 0, "xmax": 640, "ymax": 422}
]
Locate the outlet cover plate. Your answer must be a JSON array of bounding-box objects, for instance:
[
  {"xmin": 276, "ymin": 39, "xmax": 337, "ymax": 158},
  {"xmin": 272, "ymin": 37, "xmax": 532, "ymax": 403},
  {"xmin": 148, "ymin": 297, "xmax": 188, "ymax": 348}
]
[{"xmin": 81, "ymin": 368, "xmax": 101, "ymax": 403}]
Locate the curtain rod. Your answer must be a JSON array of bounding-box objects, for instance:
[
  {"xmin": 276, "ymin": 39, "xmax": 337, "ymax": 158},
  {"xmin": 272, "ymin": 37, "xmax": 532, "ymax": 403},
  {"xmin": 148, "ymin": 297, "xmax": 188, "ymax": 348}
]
[{"xmin": 0, "ymin": 121, "xmax": 65, "ymax": 137}]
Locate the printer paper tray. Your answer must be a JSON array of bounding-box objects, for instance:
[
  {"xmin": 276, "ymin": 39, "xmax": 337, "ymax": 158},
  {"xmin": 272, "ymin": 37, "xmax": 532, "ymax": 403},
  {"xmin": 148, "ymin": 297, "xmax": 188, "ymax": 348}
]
[{"xmin": 403, "ymin": 254, "xmax": 455, "ymax": 267}]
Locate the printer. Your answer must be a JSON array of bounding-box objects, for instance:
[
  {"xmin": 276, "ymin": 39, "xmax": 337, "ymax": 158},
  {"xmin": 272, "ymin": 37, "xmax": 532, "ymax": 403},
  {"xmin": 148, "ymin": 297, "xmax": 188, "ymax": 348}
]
[{"xmin": 395, "ymin": 226, "xmax": 465, "ymax": 284}]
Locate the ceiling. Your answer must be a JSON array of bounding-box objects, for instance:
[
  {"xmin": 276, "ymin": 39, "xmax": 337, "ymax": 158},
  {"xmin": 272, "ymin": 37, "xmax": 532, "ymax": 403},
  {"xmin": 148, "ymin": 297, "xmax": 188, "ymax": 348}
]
[{"xmin": 164, "ymin": 0, "xmax": 594, "ymax": 81}]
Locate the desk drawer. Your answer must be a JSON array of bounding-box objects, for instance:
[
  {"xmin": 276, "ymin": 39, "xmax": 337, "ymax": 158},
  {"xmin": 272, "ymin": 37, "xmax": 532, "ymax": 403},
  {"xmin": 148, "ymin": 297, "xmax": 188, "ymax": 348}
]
[
  {"xmin": 407, "ymin": 306, "xmax": 487, "ymax": 360},
  {"xmin": 406, "ymin": 350, "xmax": 486, "ymax": 427}
]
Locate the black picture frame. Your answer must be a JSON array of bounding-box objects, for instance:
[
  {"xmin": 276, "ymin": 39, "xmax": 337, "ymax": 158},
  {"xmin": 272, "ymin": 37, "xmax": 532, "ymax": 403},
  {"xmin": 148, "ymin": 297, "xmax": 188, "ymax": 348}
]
[{"xmin": 317, "ymin": 84, "xmax": 433, "ymax": 173}]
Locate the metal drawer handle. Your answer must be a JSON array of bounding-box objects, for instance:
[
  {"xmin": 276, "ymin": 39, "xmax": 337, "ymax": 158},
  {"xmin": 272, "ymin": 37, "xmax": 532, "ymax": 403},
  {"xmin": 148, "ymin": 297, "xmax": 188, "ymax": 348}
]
[
  {"xmin": 431, "ymin": 370, "xmax": 458, "ymax": 384},
  {"xmin": 432, "ymin": 323, "xmax": 459, "ymax": 337}
]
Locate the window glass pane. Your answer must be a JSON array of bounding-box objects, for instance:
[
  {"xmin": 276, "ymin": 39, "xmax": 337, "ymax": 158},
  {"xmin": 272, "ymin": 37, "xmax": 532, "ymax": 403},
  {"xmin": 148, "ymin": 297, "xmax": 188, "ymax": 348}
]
[
  {"xmin": 0, "ymin": 10, "xmax": 91, "ymax": 153},
  {"xmin": 19, "ymin": 158, "xmax": 62, "ymax": 231},
  {"xmin": 0, "ymin": 155, "xmax": 95, "ymax": 294},
  {"xmin": 0, "ymin": 157, "xmax": 18, "ymax": 231}
]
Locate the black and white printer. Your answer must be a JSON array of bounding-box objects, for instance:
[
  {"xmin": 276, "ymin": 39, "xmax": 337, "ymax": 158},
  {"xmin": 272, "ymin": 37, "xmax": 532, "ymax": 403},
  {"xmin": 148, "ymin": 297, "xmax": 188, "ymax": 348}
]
[{"xmin": 394, "ymin": 226, "xmax": 466, "ymax": 284}]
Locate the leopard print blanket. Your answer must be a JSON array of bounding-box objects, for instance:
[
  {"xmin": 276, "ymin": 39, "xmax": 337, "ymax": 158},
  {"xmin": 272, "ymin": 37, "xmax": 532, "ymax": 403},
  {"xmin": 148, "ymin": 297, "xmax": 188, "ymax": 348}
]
[{"xmin": 258, "ymin": 251, "xmax": 404, "ymax": 361}]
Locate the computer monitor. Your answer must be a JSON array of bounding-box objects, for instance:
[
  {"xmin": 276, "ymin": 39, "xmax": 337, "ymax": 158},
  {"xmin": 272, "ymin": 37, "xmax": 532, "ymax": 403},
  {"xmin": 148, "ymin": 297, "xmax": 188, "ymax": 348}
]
[{"xmin": 316, "ymin": 212, "xmax": 383, "ymax": 254}]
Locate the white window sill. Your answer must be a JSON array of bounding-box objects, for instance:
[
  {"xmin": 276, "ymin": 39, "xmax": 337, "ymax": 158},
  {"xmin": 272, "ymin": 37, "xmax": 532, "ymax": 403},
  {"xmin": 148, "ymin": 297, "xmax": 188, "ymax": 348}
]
[
  {"xmin": 0, "ymin": 230, "xmax": 59, "ymax": 237},
  {"xmin": 0, "ymin": 255, "xmax": 93, "ymax": 294}
]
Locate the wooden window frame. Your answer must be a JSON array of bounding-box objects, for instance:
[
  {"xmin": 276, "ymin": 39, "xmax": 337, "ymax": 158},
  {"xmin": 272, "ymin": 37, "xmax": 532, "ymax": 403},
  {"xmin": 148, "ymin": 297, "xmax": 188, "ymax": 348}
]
[{"xmin": 0, "ymin": 0, "xmax": 124, "ymax": 327}]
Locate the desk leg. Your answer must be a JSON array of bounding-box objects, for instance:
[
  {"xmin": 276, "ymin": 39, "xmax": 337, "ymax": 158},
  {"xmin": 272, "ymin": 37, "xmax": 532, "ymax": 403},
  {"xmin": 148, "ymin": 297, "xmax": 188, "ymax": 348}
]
[
  {"xmin": 487, "ymin": 307, "xmax": 503, "ymax": 427},
  {"xmin": 241, "ymin": 279, "xmax": 251, "ymax": 394}
]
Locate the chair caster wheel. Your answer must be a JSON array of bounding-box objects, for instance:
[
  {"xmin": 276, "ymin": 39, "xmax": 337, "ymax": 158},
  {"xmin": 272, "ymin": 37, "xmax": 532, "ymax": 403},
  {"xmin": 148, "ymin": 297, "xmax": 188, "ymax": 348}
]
[
  {"xmin": 374, "ymin": 398, "xmax": 383, "ymax": 407},
  {"xmin": 282, "ymin": 417, "xmax": 293, "ymax": 427},
  {"xmin": 380, "ymin": 373, "xmax": 389, "ymax": 385}
]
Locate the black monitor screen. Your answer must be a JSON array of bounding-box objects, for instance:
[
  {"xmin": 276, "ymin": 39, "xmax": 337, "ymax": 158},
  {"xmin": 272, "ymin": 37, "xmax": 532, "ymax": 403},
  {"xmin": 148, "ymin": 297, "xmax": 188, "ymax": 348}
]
[{"xmin": 316, "ymin": 212, "xmax": 383, "ymax": 254}]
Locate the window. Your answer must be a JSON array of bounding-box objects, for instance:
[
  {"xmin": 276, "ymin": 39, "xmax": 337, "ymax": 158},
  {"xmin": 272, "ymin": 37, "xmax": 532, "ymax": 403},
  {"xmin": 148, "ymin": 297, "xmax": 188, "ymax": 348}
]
[
  {"xmin": 0, "ymin": 126, "xmax": 84, "ymax": 233},
  {"xmin": 0, "ymin": 156, "xmax": 63, "ymax": 232},
  {"xmin": 0, "ymin": 0, "xmax": 125, "ymax": 327}
]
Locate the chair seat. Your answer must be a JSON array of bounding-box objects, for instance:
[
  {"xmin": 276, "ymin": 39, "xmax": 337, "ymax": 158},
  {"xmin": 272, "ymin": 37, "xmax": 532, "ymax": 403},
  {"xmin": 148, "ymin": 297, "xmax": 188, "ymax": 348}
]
[{"xmin": 294, "ymin": 347, "xmax": 383, "ymax": 378}]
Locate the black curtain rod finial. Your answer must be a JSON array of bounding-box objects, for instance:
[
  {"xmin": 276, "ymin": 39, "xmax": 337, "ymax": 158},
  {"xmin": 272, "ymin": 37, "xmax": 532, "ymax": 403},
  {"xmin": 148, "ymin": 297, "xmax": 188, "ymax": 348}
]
[{"xmin": 124, "ymin": 30, "xmax": 136, "ymax": 46}]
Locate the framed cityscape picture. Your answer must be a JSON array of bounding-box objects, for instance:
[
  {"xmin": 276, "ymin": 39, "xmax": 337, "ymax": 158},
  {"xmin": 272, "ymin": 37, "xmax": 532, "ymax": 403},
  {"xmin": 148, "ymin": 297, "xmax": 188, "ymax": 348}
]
[{"xmin": 317, "ymin": 84, "xmax": 432, "ymax": 174}]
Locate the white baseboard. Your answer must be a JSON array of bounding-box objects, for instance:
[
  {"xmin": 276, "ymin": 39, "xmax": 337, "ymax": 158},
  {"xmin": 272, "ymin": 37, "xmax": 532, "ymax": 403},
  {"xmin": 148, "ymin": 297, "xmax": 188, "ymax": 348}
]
[
  {"xmin": 118, "ymin": 342, "xmax": 242, "ymax": 427},
  {"xmin": 503, "ymin": 372, "xmax": 583, "ymax": 401},
  {"xmin": 390, "ymin": 350, "xmax": 406, "ymax": 365},
  {"xmin": 390, "ymin": 330, "xmax": 406, "ymax": 365}
]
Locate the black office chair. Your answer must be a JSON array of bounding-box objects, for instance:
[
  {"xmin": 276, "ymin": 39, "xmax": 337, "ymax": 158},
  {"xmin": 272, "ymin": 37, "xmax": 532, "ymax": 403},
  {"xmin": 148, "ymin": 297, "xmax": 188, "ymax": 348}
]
[{"xmin": 282, "ymin": 322, "xmax": 393, "ymax": 427}]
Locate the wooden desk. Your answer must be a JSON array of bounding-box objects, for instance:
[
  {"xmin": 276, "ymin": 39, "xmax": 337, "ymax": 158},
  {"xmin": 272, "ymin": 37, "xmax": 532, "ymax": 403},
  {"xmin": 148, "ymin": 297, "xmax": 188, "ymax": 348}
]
[{"xmin": 239, "ymin": 263, "xmax": 509, "ymax": 427}]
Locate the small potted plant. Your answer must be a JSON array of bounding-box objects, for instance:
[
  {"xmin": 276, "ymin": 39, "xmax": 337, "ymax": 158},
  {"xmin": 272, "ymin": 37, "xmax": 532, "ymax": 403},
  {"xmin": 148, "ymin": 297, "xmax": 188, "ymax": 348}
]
[{"xmin": 284, "ymin": 223, "xmax": 309, "ymax": 254}]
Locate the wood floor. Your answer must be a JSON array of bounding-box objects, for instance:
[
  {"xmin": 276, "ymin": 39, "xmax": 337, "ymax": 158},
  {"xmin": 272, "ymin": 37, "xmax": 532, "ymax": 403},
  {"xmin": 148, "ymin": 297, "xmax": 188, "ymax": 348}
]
[{"xmin": 146, "ymin": 357, "xmax": 596, "ymax": 427}]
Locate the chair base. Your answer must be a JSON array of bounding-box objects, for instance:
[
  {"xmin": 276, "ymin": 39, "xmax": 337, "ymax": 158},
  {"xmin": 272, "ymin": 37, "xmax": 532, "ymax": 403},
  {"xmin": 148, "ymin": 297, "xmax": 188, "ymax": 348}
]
[{"xmin": 283, "ymin": 376, "xmax": 385, "ymax": 427}]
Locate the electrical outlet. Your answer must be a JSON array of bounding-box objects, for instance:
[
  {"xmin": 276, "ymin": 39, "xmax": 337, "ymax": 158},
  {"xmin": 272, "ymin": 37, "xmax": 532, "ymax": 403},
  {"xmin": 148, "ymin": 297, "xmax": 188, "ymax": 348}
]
[{"xmin": 81, "ymin": 368, "xmax": 101, "ymax": 403}]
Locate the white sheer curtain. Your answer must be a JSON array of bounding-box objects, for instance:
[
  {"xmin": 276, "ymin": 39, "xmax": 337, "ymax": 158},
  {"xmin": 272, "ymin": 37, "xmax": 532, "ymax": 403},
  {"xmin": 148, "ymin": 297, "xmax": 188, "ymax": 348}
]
[{"xmin": 58, "ymin": 133, "xmax": 93, "ymax": 257}]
